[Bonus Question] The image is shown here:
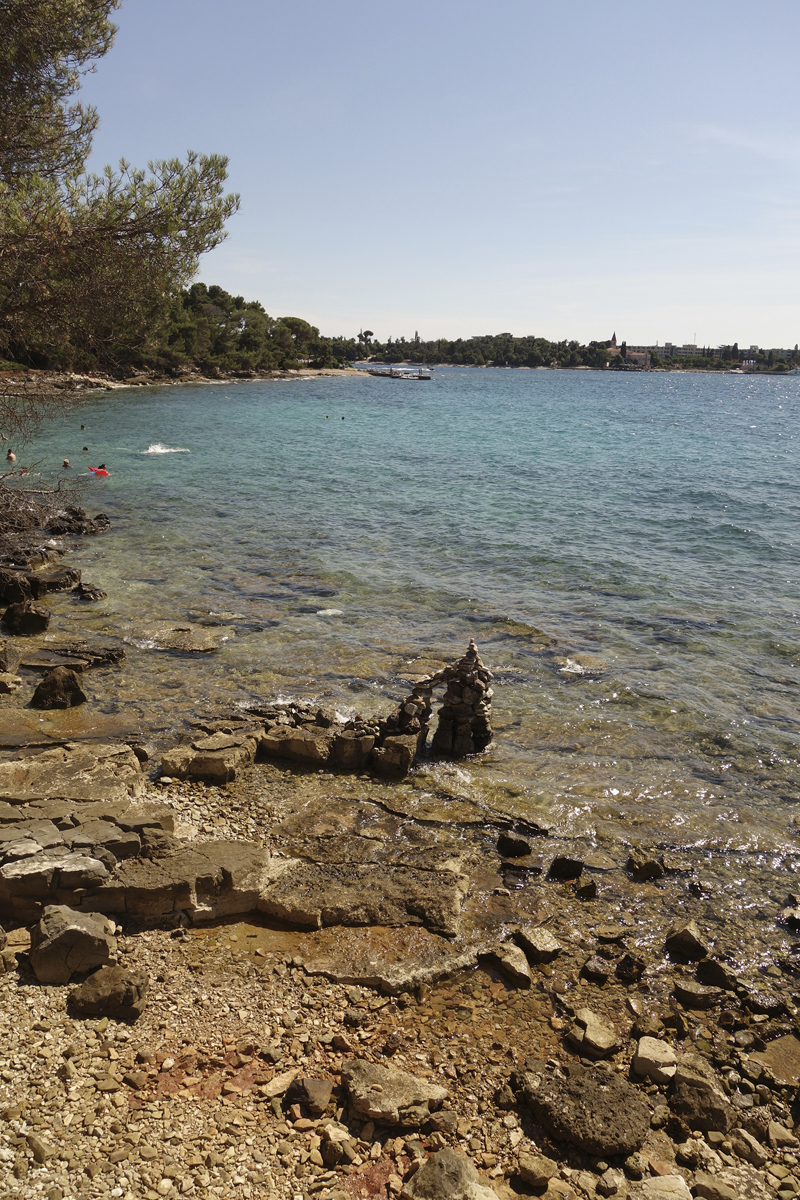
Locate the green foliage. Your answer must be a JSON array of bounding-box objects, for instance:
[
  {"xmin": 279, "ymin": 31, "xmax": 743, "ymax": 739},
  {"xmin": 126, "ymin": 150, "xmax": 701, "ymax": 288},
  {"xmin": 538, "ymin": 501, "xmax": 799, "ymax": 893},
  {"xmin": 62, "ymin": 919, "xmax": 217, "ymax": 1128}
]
[
  {"xmin": 0, "ymin": 0, "xmax": 119, "ymax": 182},
  {"xmin": 0, "ymin": 0, "xmax": 239, "ymax": 372},
  {"xmin": 154, "ymin": 284, "xmax": 341, "ymax": 373}
]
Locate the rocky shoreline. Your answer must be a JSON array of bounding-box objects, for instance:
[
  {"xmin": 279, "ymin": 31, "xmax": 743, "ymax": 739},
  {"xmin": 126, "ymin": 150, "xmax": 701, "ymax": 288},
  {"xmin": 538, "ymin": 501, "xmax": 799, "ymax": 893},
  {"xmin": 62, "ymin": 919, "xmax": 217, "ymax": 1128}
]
[
  {"xmin": 1, "ymin": 508, "xmax": 800, "ymax": 1200},
  {"xmin": 0, "ymin": 364, "xmax": 366, "ymax": 398}
]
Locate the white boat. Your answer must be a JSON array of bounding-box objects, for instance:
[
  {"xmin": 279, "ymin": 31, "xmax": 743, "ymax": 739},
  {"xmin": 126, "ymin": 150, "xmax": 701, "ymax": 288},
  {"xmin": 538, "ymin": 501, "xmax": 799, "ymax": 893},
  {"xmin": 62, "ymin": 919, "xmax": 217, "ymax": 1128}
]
[{"xmin": 367, "ymin": 366, "xmax": 431, "ymax": 380}]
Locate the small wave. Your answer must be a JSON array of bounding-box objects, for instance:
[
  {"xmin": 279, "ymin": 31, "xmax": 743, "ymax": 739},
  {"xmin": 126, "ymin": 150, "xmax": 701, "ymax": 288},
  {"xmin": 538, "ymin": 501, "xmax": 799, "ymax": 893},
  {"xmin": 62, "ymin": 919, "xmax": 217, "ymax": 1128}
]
[
  {"xmin": 316, "ymin": 608, "xmax": 343, "ymax": 617},
  {"xmin": 140, "ymin": 443, "xmax": 190, "ymax": 455}
]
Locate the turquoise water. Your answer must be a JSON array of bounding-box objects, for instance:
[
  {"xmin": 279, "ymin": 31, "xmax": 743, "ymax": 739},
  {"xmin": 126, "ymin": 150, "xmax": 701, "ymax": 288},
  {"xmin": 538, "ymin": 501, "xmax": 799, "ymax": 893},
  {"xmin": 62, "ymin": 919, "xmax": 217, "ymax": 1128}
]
[{"xmin": 23, "ymin": 368, "xmax": 800, "ymax": 854}]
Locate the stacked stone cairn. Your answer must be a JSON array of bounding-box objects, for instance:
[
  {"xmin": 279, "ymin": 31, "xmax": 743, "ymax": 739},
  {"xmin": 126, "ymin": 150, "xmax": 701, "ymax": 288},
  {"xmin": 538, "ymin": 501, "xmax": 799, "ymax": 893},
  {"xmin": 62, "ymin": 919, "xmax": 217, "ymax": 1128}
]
[{"xmin": 428, "ymin": 639, "xmax": 494, "ymax": 758}]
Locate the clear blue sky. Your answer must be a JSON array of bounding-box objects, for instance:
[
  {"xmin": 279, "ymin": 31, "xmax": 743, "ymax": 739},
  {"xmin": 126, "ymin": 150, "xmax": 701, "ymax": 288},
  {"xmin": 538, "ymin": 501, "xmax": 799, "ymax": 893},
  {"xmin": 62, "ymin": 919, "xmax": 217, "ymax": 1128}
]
[{"xmin": 80, "ymin": 0, "xmax": 800, "ymax": 347}]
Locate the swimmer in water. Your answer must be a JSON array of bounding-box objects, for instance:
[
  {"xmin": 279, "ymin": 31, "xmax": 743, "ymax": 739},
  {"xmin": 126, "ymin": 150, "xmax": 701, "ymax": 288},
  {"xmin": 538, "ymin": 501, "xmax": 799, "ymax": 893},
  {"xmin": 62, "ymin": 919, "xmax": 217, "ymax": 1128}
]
[
  {"xmin": 6, "ymin": 450, "xmax": 15, "ymax": 462},
  {"xmin": 83, "ymin": 446, "xmax": 88, "ymax": 451},
  {"xmin": 87, "ymin": 463, "xmax": 110, "ymax": 477},
  {"xmin": 63, "ymin": 459, "xmax": 70, "ymax": 468}
]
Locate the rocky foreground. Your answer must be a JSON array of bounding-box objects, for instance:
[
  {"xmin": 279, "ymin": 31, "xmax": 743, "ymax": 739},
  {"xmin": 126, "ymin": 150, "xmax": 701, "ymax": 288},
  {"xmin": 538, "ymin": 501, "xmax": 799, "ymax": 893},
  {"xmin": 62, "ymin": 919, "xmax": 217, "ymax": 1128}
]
[
  {"xmin": 2, "ymin": 512, "xmax": 800, "ymax": 1200},
  {"xmin": 2, "ymin": 739, "xmax": 800, "ymax": 1200}
]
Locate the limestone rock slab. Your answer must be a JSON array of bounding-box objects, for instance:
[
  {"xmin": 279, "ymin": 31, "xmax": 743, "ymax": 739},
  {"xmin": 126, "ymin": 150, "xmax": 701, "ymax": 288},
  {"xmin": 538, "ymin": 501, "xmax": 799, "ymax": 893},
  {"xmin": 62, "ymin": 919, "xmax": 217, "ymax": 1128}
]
[
  {"xmin": 258, "ymin": 860, "xmax": 468, "ymax": 936},
  {"xmin": 0, "ymin": 742, "xmax": 144, "ymax": 805},
  {"xmin": 342, "ymin": 1057, "xmax": 448, "ymax": 1129},
  {"xmin": 400, "ymin": 1149, "xmax": 496, "ymax": 1199},
  {"xmin": 30, "ymin": 904, "xmax": 117, "ymax": 984}
]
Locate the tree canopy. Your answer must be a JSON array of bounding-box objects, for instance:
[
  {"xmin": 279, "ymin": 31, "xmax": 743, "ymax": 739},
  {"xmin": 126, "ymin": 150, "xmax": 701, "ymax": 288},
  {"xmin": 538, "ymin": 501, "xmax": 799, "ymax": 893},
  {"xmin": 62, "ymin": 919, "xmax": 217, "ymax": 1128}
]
[{"xmin": 0, "ymin": 0, "xmax": 239, "ymax": 375}]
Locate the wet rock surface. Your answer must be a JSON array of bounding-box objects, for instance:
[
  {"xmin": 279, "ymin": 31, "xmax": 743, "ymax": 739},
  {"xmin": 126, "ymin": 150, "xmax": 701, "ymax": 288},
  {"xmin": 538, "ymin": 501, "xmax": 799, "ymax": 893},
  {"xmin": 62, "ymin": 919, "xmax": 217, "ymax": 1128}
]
[{"xmin": 30, "ymin": 665, "xmax": 87, "ymax": 709}]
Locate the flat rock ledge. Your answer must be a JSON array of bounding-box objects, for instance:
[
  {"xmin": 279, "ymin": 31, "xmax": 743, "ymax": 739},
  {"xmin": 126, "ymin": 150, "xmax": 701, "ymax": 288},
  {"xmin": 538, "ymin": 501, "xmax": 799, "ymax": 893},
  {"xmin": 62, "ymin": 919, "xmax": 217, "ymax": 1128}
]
[{"xmin": 0, "ymin": 741, "xmax": 470, "ymax": 937}]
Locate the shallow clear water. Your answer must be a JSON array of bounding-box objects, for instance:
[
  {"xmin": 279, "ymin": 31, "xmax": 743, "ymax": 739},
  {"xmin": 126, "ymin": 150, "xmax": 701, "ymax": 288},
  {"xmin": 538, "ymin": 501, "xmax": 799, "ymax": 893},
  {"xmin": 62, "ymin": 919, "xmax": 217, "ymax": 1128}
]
[{"xmin": 22, "ymin": 368, "xmax": 800, "ymax": 857}]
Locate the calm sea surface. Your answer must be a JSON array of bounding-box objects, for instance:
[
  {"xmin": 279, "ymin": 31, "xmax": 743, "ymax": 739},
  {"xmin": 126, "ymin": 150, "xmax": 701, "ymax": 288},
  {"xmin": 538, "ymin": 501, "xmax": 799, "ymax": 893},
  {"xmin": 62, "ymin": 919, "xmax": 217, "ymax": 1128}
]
[{"xmin": 25, "ymin": 368, "xmax": 800, "ymax": 858}]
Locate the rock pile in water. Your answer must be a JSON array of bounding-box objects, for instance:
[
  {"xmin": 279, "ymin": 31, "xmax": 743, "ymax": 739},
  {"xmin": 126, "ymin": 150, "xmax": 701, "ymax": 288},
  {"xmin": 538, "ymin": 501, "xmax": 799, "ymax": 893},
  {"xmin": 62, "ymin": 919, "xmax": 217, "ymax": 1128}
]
[
  {"xmin": 161, "ymin": 641, "xmax": 493, "ymax": 783},
  {"xmin": 428, "ymin": 639, "xmax": 494, "ymax": 758}
]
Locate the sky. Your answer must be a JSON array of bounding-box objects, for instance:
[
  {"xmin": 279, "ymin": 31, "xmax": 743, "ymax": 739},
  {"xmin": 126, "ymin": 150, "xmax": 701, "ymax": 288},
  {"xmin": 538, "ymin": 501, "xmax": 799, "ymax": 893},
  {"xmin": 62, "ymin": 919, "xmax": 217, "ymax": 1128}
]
[{"xmin": 78, "ymin": 0, "xmax": 800, "ymax": 347}]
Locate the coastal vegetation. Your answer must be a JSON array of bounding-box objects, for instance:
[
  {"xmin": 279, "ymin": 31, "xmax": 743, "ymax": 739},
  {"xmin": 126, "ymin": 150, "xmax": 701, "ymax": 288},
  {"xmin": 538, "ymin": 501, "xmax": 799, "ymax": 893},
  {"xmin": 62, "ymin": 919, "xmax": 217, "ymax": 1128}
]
[
  {"xmin": 0, "ymin": 0, "xmax": 239, "ymax": 399},
  {"xmin": 4, "ymin": 276, "xmax": 796, "ymax": 377}
]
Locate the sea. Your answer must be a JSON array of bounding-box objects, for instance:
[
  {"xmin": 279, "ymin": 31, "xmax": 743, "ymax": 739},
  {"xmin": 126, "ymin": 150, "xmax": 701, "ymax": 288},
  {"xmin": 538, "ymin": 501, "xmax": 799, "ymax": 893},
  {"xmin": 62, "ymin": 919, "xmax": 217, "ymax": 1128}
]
[{"xmin": 21, "ymin": 367, "xmax": 800, "ymax": 863}]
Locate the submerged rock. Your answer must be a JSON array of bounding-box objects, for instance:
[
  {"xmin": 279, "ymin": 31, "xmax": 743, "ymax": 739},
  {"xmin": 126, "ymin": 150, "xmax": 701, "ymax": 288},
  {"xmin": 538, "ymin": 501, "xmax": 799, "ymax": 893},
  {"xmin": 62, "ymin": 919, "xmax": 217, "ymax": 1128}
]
[
  {"xmin": 665, "ymin": 919, "xmax": 709, "ymax": 960},
  {"xmin": 73, "ymin": 581, "xmax": 107, "ymax": 602},
  {"xmin": 513, "ymin": 926, "xmax": 561, "ymax": 963}
]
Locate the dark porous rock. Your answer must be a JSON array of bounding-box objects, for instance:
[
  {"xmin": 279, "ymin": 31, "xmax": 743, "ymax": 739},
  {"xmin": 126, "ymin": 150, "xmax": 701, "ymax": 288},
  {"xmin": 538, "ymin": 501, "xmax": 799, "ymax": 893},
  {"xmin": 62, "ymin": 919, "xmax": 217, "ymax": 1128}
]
[
  {"xmin": 497, "ymin": 831, "xmax": 532, "ymax": 858},
  {"xmin": 44, "ymin": 507, "xmax": 111, "ymax": 536},
  {"xmin": 29, "ymin": 904, "xmax": 117, "ymax": 984},
  {"xmin": 284, "ymin": 1076, "xmax": 333, "ymax": 1115},
  {"xmin": 0, "ymin": 570, "xmax": 31, "ymax": 605},
  {"xmin": 670, "ymin": 1052, "xmax": 732, "ymax": 1133},
  {"xmin": 341, "ymin": 1057, "xmax": 448, "ymax": 1129},
  {"xmin": 31, "ymin": 666, "xmax": 87, "ymax": 710},
  {"xmin": 665, "ymin": 919, "xmax": 709, "ymax": 960},
  {"xmin": 399, "ymin": 1148, "xmax": 496, "ymax": 1200},
  {"xmin": 576, "ymin": 878, "xmax": 597, "ymax": 900},
  {"xmin": 2, "ymin": 601, "xmax": 50, "ymax": 635},
  {"xmin": 548, "ymin": 855, "xmax": 584, "ymax": 881},
  {"xmin": 69, "ymin": 965, "xmax": 149, "ymax": 1021},
  {"xmin": 626, "ymin": 850, "xmax": 665, "ymax": 881},
  {"xmin": 673, "ymin": 978, "xmax": 723, "ymax": 1010},
  {"xmin": 73, "ymin": 582, "xmax": 107, "ymax": 602},
  {"xmin": 515, "ymin": 1058, "xmax": 651, "ymax": 1157},
  {"xmin": 26, "ymin": 566, "xmax": 81, "ymax": 593}
]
